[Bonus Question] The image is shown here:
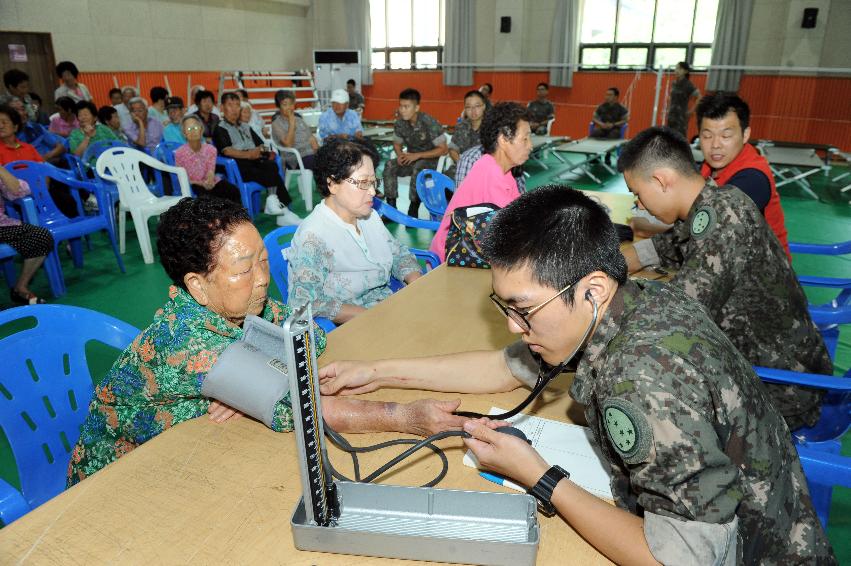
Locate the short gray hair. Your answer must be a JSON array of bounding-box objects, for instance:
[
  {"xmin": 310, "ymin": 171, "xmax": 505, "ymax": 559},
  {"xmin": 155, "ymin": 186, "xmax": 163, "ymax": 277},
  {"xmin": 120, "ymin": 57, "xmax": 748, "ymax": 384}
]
[
  {"xmin": 181, "ymin": 114, "xmax": 203, "ymax": 130},
  {"xmin": 128, "ymin": 97, "xmax": 147, "ymax": 109}
]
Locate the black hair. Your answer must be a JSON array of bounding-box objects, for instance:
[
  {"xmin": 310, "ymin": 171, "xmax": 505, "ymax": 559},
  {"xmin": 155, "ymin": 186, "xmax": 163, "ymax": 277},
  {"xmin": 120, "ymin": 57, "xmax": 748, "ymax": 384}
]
[
  {"xmin": 0, "ymin": 104, "xmax": 22, "ymax": 133},
  {"xmin": 236, "ymin": 88, "xmax": 249, "ymax": 99},
  {"xmin": 97, "ymin": 105, "xmax": 117, "ymax": 124},
  {"xmin": 150, "ymin": 86, "xmax": 169, "ymax": 104},
  {"xmin": 617, "ymin": 126, "xmax": 698, "ymax": 177},
  {"xmin": 75, "ymin": 100, "xmax": 98, "ymax": 118},
  {"xmin": 607, "ymin": 86, "xmax": 620, "ymax": 97},
  {"xmin": 55, "ymin": 61, "xmax": 80, "ymax": 79},
  {"xmin": 220, "ymin": 91, "xmax": 240, "ymax": 105},
  {"xmin": 463, "ymin": 90, "xmax": 486, "ymax": 104},
  {"xmin": 56, "ymin": 96, "xmax": 76, "ymax": 113},
  {"xmin": 314, "ymin": 138, "xmax": 380, "ymax": 198},
  {"xmin": 696, "ymin": 91, "xmax": 750, "ymax": 130},
  {"xmin": 399, "ymin": 88, "xmax": 421, "ymax": 104},
  {"xmin": 29, "ymin": 92, "xmax": 42, "ymax": 104},
  {"xmin": 108, "ymin": 87, "xmax": 122, "ymax": 98},
  {"xmin": 677, "ymin": 61, "xmax": 691, "ymax": 77},
  {"xmin": 536, "ymin": 82, "xmax": 549, "ymax": 90},
  {"xmin": 482, "ymin": 185, "xmax": 627, "ymax": 304},
  {"xmin": 157, "ymin": 197, "xmax": 252, "ymax": 290},
  {"xmin": 483, "ymin": 83, "xmax": 494, "ymax": 95},
  {"xmin": 3, "ymin": 69, "xmax": 28, "ymax": 90},
  {"xmin": 347, "ymin": 79, "xmax": 356, "ymax": 87},
  {"xmin": 194, "ymin": 89, "xmax": 215, "ymax": 106},
  {"xmin": 274, "ymin": 89, "xmax": 296, "ymax": 106},
  {"xmin": 479, "ymin": 102, "xmax": 530, "ymax": 154}
]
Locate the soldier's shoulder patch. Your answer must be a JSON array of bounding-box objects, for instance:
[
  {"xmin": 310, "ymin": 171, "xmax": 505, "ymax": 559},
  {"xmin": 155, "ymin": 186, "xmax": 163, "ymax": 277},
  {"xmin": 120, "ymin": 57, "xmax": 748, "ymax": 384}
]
[
  {"xmin": 690, "ymin": 206, "xmax": 716, "ymax": 240},
  {"xmin": 602, "ymin": 397, "xmax": 653, "ymax": 465}
]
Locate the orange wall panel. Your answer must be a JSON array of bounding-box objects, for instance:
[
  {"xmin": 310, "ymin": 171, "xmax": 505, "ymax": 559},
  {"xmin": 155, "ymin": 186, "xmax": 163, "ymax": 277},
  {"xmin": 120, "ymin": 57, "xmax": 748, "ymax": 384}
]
[{"xmin": 75, "ymin": 70, "xmax": 850, "ymax": 151}]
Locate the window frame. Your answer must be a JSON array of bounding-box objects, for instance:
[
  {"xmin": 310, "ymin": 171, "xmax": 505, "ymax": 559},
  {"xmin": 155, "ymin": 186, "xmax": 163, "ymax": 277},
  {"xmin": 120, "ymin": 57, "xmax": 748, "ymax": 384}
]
[
  {"xmin": 579, "ymin": 0, "xmax": 714, "ymax": 71},
  {"xmin": 370, "ymin": 0, "xmax": 445, "ymax": 71}
]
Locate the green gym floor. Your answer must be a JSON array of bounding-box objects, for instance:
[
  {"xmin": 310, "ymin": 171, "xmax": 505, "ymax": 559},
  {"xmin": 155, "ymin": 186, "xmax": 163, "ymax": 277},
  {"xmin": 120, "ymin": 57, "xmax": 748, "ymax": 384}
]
[{"xmin": 1, "ymin": 150, "xmax": 849, "ymax": 560}]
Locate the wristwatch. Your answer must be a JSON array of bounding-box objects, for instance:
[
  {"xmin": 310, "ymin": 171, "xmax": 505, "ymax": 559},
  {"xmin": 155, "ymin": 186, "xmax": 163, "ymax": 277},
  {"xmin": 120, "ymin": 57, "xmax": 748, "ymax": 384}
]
[{"xmin": 527, "ymin": 465, "xmax": 570, "ymax": 517}]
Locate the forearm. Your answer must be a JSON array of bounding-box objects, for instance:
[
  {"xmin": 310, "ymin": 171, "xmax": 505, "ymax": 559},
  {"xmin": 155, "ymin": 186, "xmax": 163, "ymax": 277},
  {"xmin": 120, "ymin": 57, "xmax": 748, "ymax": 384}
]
[
  {"xmin": 592, "ymin": 118, "xmax": 605, "ymax": 128},
  {"xmin": 449, "ymin": 149, "xmax": 460, "ymax": 162},
  {"xmin": 393, "ymin": 143, "xmax": 404, "ymax": 157},
  {"xmin": 73, "ymin": 137, "xmax": 90, "ymax": 156},
  {"xmin": 321, "ymin": 396, "xmax": 407, "ymax": 434},
  {"xmin": 370, "ymin": 350, "xmax": 520, "ymax": 393},
  {"xmin": 622, "ymin": 245, "xmax": 644, "ymax": 273},
  {"xmin": 223, "ymin": 147, "xmax": 255, "ymax": 159},
  {"xmin": 553, "ymin": 480, "xmax": 660, "ymax": 566},
  {"xmin": 133, "ymin": 128, "xmax": 146, "ymax": 147},
  {"xmin": 45, "ymin": 144, "xmax": 65, "ymax": 160},
  {"xmin": 332, "ymin": 303, "xmax": 367, "ymax": 324},
  {"xmin": 416, "ymin": 144, "xmax": 447, "ymax": 160},
  {"xmin": 284, "ymin": 122, "xmax": 297, "ymax": 147}
]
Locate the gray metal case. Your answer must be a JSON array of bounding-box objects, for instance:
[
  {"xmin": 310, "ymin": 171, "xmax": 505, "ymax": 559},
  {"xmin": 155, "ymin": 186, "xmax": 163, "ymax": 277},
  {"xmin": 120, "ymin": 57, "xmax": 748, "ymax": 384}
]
[{"xmin": 291, "ymin": 481, "xmax": 540, "ymax": 566}]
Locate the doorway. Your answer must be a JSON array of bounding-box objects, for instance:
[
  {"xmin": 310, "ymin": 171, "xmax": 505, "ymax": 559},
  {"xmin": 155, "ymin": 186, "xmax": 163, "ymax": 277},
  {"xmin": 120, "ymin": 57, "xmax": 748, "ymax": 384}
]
[{"xmin": 0, "ymin": 31, "xmax": 56, "ymax": 108}]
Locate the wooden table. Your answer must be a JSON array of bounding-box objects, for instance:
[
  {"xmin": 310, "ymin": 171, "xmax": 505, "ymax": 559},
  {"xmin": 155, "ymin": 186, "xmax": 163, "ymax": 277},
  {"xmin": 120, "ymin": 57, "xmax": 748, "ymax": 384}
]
[{"xmin": 0, "ymin": 266, "xmax": 618, "ymax": 565}]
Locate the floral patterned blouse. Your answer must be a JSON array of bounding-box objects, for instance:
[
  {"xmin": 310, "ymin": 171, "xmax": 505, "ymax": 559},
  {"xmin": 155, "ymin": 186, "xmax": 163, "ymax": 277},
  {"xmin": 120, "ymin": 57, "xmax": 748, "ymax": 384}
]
[
  {"xmin": 67, "ymin": 286, "xmax": 326, "ymax": 486},
  {"xmin": 173, "ymin": 142, "xmax": 222, "ymax": 185}
]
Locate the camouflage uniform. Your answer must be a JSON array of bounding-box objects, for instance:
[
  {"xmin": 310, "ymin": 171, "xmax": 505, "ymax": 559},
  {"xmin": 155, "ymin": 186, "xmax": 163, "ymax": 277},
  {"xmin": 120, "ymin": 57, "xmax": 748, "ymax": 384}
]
[
  {"xmin": 504, "ymin": 280, "xmax": 835, "ymax": 564},
  {"xmin": 526, "ymin": 99, "xmax": 555, "ymax": 134},
  {"xmin": 382, "ymin": 112, "xmax": 446, "ymax": 205},
  {"xmin": 666, "ymin": 77, "xmax": 699, "ymax": 137},
  {"xmin": 446, "ymin": 119, "xmax": 481, "ymax": 180},
  {"xmin": 590, "ymin": 101, "xmax": 629, "ymax": 139},
  {"xmin": 633, "ymin": 180, "xmax": 833, "ymax": 430}
]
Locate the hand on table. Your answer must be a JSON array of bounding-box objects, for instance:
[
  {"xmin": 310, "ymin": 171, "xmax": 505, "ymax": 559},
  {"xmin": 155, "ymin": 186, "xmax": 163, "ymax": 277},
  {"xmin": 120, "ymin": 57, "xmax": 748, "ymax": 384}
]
[
  {"xmin": 402, "ymin": 398, "xmax": 468, "ymax": 437},
  {"xmin": 463, "ymin": 418, "xmax": 549, "ymax": 488},
  {"xmin": 208, "ymin": 400, "xmax": 244, "ymax": 423},
  {"xmin": 319, "ymin": 360, "xmax": 380, "ymax": 395}
]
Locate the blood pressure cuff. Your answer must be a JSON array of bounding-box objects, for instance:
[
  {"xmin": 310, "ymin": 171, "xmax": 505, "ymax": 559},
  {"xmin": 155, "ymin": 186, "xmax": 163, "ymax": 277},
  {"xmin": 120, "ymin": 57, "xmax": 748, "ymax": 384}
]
[{"xmin": 201, "ymin": 315, "xmax": 291, "ymax": 428}]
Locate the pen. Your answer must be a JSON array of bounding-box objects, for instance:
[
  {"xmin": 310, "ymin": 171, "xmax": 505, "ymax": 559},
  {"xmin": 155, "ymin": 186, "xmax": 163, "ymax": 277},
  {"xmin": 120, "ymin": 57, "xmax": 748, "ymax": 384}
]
[{"xmin": 479, "ymin": 471, "xmax": 524, "ymax": 492}]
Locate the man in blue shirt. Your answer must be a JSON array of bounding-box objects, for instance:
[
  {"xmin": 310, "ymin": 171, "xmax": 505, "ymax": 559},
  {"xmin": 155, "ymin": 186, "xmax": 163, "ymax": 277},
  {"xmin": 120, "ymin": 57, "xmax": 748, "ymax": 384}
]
[
  {"xmin": 317, "ymin": 89, "xmax": 363, "ymax": 141},
  {"xmin": 162, "ymin": 96, "xmax": 187, "ymax": 144}
]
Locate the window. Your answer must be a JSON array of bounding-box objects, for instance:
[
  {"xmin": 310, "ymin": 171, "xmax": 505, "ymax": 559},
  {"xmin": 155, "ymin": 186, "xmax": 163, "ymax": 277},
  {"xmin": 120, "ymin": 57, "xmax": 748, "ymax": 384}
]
[
  {"xmin": 579, "ymin": 0, "xmax": 718, "ymax": 70},
  {"xmin": 370, "ymin": 0, "xmax": 445, "ymax": 70}
]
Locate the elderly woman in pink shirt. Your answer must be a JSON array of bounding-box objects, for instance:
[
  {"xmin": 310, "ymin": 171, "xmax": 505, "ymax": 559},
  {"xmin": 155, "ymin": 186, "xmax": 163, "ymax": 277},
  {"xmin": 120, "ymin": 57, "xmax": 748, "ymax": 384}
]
[
  {"xmin": 430, "ymin": 102, "xmax": 532, "ymax": 260},
  {"xmin": 173, "ymin": 114, "xmax": 241, "ymax": 203}
]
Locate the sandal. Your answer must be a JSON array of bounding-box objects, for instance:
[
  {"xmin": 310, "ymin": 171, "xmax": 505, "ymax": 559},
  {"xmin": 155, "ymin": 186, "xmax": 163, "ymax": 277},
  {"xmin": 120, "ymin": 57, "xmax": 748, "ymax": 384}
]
[{"xmin": 10, "ymin": 289, "xmax": 47, "ymax": 305}]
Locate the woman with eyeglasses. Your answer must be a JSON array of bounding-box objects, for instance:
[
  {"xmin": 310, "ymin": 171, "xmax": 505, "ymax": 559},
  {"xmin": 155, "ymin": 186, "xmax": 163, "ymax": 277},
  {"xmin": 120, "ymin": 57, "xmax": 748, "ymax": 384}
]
[
  {"xmin": 173, "ymin": 114, "xmax": 241, "ymax": 203},
  {"xmin": 286, "ymin": 138, "xmax": 422, "ymax": 324}
]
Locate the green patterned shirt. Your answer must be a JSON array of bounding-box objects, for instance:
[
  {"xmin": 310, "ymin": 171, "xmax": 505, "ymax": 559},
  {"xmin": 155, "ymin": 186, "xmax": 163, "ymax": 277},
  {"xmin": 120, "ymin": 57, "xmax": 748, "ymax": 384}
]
[{"xmin": 67, "ymin": 286, "xmax": 326, "ymax": 486}]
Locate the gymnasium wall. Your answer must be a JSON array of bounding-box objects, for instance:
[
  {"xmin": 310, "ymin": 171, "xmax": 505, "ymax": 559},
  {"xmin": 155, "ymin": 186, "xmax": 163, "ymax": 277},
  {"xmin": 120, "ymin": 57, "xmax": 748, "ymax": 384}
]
[{"xmin": 0, "ymin": 0, "xmax": 310, "ymax": 71}]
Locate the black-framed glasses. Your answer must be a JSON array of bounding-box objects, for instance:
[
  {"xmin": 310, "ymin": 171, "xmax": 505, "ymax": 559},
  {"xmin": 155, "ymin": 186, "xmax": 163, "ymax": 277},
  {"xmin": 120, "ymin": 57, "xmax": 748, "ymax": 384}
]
[
  {"xmin": 489, "ymin": 281, "xmax": 577, "ymax": 332},
  {"xmin": 344, "ymin": 177, "xmax": 381, "ymax": 191}
]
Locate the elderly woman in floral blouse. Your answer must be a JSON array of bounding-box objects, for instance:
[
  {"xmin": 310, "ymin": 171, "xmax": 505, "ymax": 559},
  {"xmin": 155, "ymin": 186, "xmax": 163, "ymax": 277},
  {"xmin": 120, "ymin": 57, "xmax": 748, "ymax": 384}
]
[
  {"xmin": 67, "ymin": 197, "xmax": 463, "ymax": 485},
  {"xmin": 286, "ymin": 138, "xmax": 422, "ymax": 324}
]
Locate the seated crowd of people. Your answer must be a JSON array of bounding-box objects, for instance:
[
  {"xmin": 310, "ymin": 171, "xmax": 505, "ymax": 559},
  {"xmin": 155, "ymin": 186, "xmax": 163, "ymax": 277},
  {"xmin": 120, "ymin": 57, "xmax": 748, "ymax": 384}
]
[{"xmin": 0, "ymin": 58, "xmax": 842, "ymax": 563}]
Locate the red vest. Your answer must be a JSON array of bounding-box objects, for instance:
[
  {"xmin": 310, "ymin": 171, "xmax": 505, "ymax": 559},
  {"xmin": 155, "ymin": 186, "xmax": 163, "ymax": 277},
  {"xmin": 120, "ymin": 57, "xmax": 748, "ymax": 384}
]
[{"xmin": 701, "ymin": 144, "xmax": 791, "ymax": 260}]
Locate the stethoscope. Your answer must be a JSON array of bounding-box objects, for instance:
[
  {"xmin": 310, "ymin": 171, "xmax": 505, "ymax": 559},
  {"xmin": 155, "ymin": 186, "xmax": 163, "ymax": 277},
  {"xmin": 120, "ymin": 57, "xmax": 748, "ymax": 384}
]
[{"xmin": 455, "ymin": 290, "xmax": 600, "ymax": 420}]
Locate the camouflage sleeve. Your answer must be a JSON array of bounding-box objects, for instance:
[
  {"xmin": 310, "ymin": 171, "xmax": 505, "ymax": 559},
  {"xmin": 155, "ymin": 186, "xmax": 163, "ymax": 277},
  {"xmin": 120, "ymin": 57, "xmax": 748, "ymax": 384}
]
[
  {"xmin": 649, "ymin": 224, "xmax": 687, "ymax": 269},
  {"xmin": 669, "ymin": 205, "xmax": 742, "ymax": 318},
  {"xmin": 428, "ymin": 117, "xmax": 446, "ymax": 146},
  {"xmin": 600, "ymin": 344, "xmax": 742, "ymax": 525},
  {"xmin": 393, "ymin": 119, "xmax": 405, "ymax": 145},
  {"xmin": 644, "ymin": 513, "xmax": 738, "ymax": 565},
  {"xmin": 503, "ymin": 340, "xmax": 538, "ymax": 387}
]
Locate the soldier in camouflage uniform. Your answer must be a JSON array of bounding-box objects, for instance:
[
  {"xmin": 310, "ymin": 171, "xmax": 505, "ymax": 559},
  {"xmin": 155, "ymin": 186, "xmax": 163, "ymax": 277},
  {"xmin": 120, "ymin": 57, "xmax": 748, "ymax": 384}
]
[
  {"xmin": 666, "ymin": 62, "xmax": 700, "ymax": 138},
  {"xmin": 621, "ymin": 127, "xmax": 834, "ymax": 431},
  {"xmin": 319, "ymin": 185, "xmax": 835, "ymax": 564},
  {"xmin": 445, "ymin": 90, "xmax": 486, "ymax": 181},
  {"xmin": 382, "ymin": 88, "xmax": 447, "ymax": 217},
  {"xmin": 526, "ymin": 82, "xmax": 555, "ymax": 135},
  {"xmin": 590, "ymin": 87, "xmax": 629, "ymax": 139}
]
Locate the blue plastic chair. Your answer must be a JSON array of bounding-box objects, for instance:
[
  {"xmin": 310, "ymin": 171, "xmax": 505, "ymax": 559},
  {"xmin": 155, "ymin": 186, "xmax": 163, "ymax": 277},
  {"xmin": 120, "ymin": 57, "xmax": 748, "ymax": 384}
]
[
  {"xmin": 152, "ymin": 140, "xmax": 191, "ymax": 197},
  {"xmin": 0, "ymin": 196, "xmax": 66, "ymax": 297},
  {"xmin": 372, "ymin": 197, "xmax": 440, "ymax": 230},
  {"xmin": 216, "ymin": 155, "xmax": 279, "ymax": 220},
  {"xmin": 0, "ymin": 243, "xmax": 19, "ymax": 287},
  {"xmin": 796, "ymin": 445, "xmax": 851, "ymax": 528},
  {"xmin": 754, "ymin": 365, "xmax": 851, "ymax": 527},
  {"xmin": 6, "ymin": 161, "xmax": 125, "ymax": 277},
  {"xmin": 415, "ymin": 169, "xmax": 456, "ymax": 222},
  {"xmin": 0, "ymin": 305, "xmax": 139, "ymax": 526}
]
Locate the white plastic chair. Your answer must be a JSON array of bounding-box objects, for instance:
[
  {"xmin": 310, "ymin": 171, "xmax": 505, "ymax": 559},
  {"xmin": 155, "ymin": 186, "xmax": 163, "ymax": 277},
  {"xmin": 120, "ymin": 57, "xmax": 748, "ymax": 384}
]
[
  {"xmin": 95, "ymin": 147, "xmax": 192, "ymax": 264},
  {"xmin": 273, "ymin": 143, "xmax": 315, "ymax": 212},
  {"xmin": 545, "ymin": 118, "xmax": 555, "ymax": 136}
]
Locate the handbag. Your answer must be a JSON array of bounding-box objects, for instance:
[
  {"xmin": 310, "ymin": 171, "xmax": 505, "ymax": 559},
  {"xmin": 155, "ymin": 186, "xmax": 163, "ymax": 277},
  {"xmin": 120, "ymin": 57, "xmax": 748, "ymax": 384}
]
[{"xmin": 445, "ymin": 203, "xmax": 501, "ymax": 269}]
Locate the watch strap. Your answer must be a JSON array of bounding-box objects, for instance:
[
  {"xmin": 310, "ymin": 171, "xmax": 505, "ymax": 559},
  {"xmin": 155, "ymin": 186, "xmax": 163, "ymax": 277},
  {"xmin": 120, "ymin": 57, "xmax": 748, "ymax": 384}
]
[{"xmin": 527, "ymin": 465, "xmax": 570, "ymax": 517}]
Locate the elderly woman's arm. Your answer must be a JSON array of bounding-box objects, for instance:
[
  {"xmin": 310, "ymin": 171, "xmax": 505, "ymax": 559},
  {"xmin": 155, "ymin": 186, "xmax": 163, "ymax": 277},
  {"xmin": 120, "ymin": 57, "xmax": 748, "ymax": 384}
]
[{"xmin": 387, "ymin": 232, "xmax": 422, "ymax": 285}]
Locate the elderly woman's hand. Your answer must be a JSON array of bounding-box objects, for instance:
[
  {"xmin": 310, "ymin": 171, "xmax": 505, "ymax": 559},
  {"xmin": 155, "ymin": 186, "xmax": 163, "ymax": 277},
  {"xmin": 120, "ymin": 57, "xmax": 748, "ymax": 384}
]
[
  {"xmin": 208, "ymin": 400, "xmax": 244, "ymax": 423},
  {"xmin": 401, "ymin": 398, "xmax": 468, "ymax": 437}
]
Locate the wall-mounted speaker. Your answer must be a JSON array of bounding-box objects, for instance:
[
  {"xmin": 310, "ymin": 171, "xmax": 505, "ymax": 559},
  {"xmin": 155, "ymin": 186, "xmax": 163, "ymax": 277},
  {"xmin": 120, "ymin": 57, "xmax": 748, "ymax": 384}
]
[
  {"xmin": 500, "ymin": 16, "xmax": 511, "ymax": 33},
  {"xmin": 801, "ymin": 8, "xmax": 818, "ymax": 28}
]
